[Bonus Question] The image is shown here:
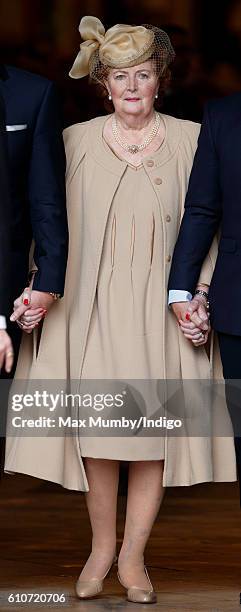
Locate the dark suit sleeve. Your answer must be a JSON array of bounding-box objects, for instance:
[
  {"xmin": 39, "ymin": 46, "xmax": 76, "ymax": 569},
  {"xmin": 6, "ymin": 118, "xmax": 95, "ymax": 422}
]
[
  {"xmin": 168, "ymin": 103, "xmax": 222, "ymax": 295},
  {"xmin": 29, "ymin": 82, "xmax": 68, "ymax": 295},
  {"xmin": 0, "ymin": 105, "xmax": 12, "ymax": 317}
]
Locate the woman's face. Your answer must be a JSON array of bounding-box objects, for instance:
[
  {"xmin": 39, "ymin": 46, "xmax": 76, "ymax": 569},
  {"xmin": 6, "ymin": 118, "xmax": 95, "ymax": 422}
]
[{"xmin": 106, "ymin": 60, "xmax": 159, "ymax": 117}]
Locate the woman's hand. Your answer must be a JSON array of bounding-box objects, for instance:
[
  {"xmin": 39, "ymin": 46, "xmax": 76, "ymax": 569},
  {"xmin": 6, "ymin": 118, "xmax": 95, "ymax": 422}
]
[
  {"xmin": 177, "ymin": 294, "xmax": 210, "ymax": 346},
  {"xmin": 10, "ymin": 286, "xmax": 49, "ymax": 334},
  {"xmin": 172, "ymin": 293, "xmax": 210, "ymax": 346},
  {"xmin": 179, "ymin": 318, "xmax": 210, "ymax": 346},
  {"xmin": 17, "ymin": 306, "xmax": 47, "ymax": 333},
  {"xmin": 171, "ymin": 298, "xmax": 209, "ymax": 332}
]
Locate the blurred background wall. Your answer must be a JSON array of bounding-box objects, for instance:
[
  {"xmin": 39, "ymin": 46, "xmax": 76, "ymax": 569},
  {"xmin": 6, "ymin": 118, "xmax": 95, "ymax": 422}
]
[{"xmin": 1, "ymin": 0, "xmax": 241, "ymax": 126}]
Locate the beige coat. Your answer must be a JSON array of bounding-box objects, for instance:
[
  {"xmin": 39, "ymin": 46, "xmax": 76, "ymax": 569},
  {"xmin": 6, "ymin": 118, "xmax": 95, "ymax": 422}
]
[{"xmin": 4, "ymin": 113, "xmax": 237, "ymax": 490}]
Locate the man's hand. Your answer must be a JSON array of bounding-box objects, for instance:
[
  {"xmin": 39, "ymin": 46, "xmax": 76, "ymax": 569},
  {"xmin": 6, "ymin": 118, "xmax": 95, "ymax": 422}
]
[
  {"xmin": 0, "ymin": 330, "xmax": 14, "ymax": 373},
  {"xmin": 10, "ymin": 288, "xmax": 54, "ymax": 333},
  {"xmin": 171, "ymin": 296, "xmax": 210, "ymax": 346}
]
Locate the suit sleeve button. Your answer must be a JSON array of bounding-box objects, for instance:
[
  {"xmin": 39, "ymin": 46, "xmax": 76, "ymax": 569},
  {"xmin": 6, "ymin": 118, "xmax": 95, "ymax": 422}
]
[
  {"xmin": 147, "ymin": 159, "xmax": 154, "ymax": 167},
  {"xmin": 166, "ymin": 254, "xmax": 171, "ymax": 263},
  {"xmin": 154, "ymin": 177, "xmax": 162, "ymax": 185},
  {"xmin": 166, "ymin": 215, "xmax": 171, "ymax": 222}
]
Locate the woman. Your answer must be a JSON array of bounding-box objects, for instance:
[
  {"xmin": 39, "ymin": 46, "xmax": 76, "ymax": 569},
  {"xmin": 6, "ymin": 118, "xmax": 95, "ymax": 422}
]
[{"xmin": 5, "ymin": 16, "xmax": 236, "ymax": 604}]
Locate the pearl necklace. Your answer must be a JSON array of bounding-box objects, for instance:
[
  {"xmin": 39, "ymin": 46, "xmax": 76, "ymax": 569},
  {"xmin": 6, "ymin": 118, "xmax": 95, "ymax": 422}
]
[{"xmin": 111, "ymin": 112, "xmax": 161, "ymax": 154}]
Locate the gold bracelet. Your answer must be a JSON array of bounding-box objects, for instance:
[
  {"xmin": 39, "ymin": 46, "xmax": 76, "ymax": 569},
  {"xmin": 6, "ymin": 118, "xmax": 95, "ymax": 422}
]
[{"xmin": 48, "ymin": 292, "xmax": 61, "ymax": 300}]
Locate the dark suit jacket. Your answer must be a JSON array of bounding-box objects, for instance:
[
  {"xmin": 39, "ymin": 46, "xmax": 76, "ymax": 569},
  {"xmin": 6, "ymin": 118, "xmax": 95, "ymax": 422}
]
[
  {"xmin": 0, "ymin": 64, "xmax": 68, "ymax": 315},
  {"xmin": 0, "ymin": 91, "xmax": 12, "ymax": 316},
  {"xmin": 168, "ymin": 91, "xmax": 241, "ymax": 335}
]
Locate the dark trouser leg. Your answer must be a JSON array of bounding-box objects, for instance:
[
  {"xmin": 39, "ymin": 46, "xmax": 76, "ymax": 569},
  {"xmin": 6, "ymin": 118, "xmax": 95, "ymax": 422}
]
[{"xmin": 218, "ymin": 332, "xmax": 241, "ymax": 504}]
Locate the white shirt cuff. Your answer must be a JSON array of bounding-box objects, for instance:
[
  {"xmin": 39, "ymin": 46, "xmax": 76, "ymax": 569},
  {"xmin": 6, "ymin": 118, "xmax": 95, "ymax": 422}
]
[
  {"xmin": 168, "ymin": 290, "xmax": 193, "ymax": 305},
  {"xmin": 0, "ymin": 315, "xmax": 7, "ymax": 329}
]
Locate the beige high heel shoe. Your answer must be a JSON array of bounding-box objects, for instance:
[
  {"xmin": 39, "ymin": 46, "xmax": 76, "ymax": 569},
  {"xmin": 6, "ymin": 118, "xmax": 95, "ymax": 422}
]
[
  {"xmin": 75, "ymin": 553, "xmax": 118, "ymax": 599},
  {"xmin": 117, "ymin": 565, "xmax": 157, "ymax": 603}
]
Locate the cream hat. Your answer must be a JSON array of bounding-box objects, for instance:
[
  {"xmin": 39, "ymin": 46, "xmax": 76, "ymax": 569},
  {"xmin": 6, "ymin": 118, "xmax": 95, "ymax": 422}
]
[{"xmin": 69, "ymin": 16, "xmax": 175, "ymax": 81}]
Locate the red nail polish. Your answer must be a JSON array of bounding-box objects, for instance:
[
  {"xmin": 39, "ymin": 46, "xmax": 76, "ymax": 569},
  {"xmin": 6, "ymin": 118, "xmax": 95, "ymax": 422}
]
[
  {"xmin": 23, "ymin": 298, "xmax": 29, "ymax": 306},
  {"xmin": 185, "ymin": 313, "xmax": 191, "ymax": 321}
]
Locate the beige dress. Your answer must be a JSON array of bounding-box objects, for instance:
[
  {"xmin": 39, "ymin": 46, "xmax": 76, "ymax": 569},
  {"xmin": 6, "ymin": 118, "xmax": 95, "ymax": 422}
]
[
  {"xmin": 80, "ymin": 136, "xmax": 180, "ymax": 460},
  {"xmin": 4, "ymin": 115, "xmax": 237, "ymax": 491}
]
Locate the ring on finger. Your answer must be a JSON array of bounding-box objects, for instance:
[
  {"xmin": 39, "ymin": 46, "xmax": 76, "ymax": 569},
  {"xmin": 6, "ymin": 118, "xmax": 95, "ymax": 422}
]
[
  {"xmin": 194, "ymin": 335, "xmax": 204, "ymax": 343},
  {"xmin": 193, "ymin": 332, "xmax": 202, "ymax": 340}
]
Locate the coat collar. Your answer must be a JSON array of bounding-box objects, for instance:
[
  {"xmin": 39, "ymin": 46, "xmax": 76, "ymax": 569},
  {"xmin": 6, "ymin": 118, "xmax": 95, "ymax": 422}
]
[
  {"xmin": 88, "ymin": 114, "xmax": 127, "ymax": 176},
  {"xmin": 88, "ymin": 112, "xmax": 182, "ymax": 173}
]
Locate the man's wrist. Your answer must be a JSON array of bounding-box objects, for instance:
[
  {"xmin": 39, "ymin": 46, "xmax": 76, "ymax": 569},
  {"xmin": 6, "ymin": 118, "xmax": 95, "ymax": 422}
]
[{"xmin": 168, "ymin": 290, "xmax": 192, "ymax": 306}]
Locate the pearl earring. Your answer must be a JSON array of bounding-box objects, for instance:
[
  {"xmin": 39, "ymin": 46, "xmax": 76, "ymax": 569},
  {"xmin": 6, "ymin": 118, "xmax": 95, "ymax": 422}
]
[
  {"xmin": 108, "ymin": 94, "xmax": 112, "ymax": 101},
  {"xmin": 155, "ymin": 94, "xmax": 158, "ymax": 99}
]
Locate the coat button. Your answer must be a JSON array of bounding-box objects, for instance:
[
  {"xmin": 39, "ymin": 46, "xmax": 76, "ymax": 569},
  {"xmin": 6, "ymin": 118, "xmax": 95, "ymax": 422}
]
[
  {"xmin": 147, "ymin": 159, "xmax": 154, "ymax": 167},
  {"xmin": 154, "ymin": 177, "xmax": 162, "ymax": 185},
  {"xmin": 166, "ymin": 254, "xmax": 171, "ymax": 263},
  {"xmin": 166, "ymin": 215, "xmax": 171, "ymax": 222}
]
